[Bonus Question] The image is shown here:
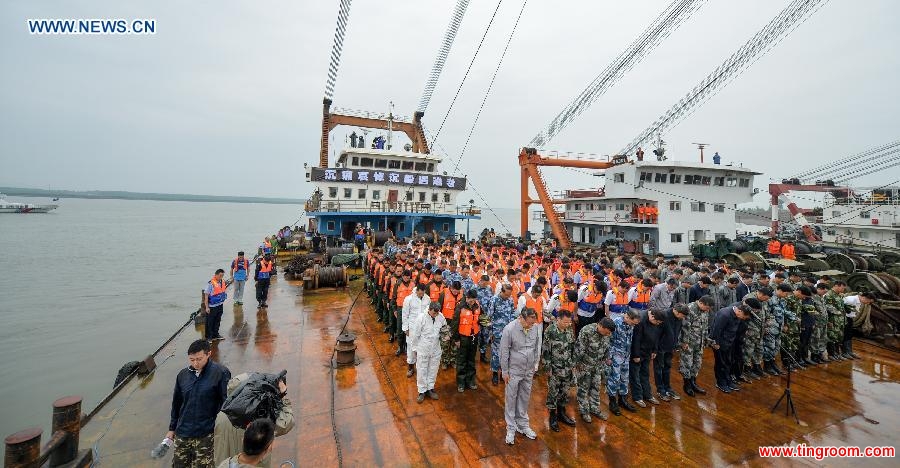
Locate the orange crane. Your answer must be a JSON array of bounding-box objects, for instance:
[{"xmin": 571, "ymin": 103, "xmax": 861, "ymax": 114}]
[
  {"xmin": 769, "ymin": 180, "xmax": 852, "ymax": 242},
  {"xmin": 519, "ymin": 147, "xmax": 626, "ymax": 249}
]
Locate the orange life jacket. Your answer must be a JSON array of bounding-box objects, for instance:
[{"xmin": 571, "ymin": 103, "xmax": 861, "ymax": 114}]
[
  {"xmin": 768, "ymin": 240, "xmax": 781, "ymax": 255},
  {"xmin": 395, "ymin": 281, "xmax": 414, "ymax": 307},
  {"xmin": 524, "ymin": 294, "xmax": 545, "ymax": 323},
  {"xmin": 441, "ymin": 290, "xmax": 462, "ymax": 319},
  {"xmin": 428, "ymin": 282, "xmax": 444, "ymax": 303},
  {"xmin": 458, "ymin": 307, "xmax": 480, "ymax": 336}
]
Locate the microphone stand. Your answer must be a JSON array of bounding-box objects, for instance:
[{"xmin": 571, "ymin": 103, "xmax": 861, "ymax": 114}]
[{"xmin": 748, "ymin": 312, "xmax": 800, "ymax": 423}]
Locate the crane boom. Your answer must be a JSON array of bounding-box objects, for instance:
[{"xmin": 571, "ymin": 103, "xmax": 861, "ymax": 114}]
[
  {"xmin": 519, "ymin": 148, "xmax": 624, "ymax": 249},
  {"xmin": 417, "ymin": 0, "xmax": 471, "ymax": 114}
]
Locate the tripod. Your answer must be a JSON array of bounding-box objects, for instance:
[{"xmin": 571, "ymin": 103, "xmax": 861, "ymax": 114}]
[{"xmin": 771, "ymin": 342, "xmax": 802, "ymax": 423}]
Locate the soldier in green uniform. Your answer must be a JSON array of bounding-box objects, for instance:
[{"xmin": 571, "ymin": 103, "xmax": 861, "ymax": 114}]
[
  {"xmin": 542, "ymin": 310, "xmax": 577, "ymax": 431},
  {"xmin": 763, "ymin": 284, "xmax": 792, "ymax": 375},
  {"xmin": 742, "ymin": 287, "xmax": 772, "ymax": 379},
  {"xmin": 679, "ymin": 296, "xmax": 715, "ymax": 397},
  {"xmin": 781, "ymin": 288, "xmax": 803, "ymax": 371},
  {"xmin": 823, "ymin": 280, "xmax": 847, "ymax": 360},
  {"xmin": 574, "ymin": 317, "xmax": 615, "ymax": 422},
  {"xmin": 810, "ymin": 283, "xmax": 830, "ymax": 363}
]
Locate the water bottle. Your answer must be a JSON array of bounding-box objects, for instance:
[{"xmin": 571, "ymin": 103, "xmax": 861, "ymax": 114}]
[{"xmin": 150, "ymin": 437, "xmax": 173, "ymax": 459}]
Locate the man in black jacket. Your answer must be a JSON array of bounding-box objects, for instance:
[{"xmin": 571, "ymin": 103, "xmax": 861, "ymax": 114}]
[
  {"xmin": 629, "ymin": 310, "xmax": 664, "ymax": 407},
  {"xmin": 654, "ymin": 304, "xmax": 687, "ymax": 401},
  {"xmin": 688, "ymin": 277, "xmax": 713, "ymax": 303},
  {"xmin": 165, "ymin": 339, "xmax": 231, "ymax": 468},
  {"xmin": 710, "ymin": 304, "xmax": 752, "ymax": 393}
]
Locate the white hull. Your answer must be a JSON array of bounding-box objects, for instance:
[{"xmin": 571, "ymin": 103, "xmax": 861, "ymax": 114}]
[{"xmin": 0, "ymin": 204, "xmax": 58, "ymax": 213}]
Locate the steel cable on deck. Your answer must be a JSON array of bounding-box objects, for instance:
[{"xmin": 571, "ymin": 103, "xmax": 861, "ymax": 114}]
[
  {"xmin": 417, "ymin": 0, "xmax": 472, "ymax": 114},
  {"xmin": 620, "ymin": 0, "xmax": 831, "ymax": 156},
  {"xmin": 328, "ymin": 285, "xmax": 365, "ymax": 468},
  {"xmin": 528, "ymin": 0, "xmax": 708, "ymax": 148},
  {"xmin": 430, "ymin": 0, "xmax": 505, "ymax": 149}
]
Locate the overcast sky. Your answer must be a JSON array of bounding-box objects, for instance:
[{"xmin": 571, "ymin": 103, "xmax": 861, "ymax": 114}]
[{"xmin": 2, "ymin": 0, "xmax": 898, "ymax": 209}]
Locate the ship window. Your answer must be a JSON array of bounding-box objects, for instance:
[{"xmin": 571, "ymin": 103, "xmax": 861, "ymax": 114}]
[
  {"xmin": 419, "ymin": 192, "xmax": 426, "ymax": 202},
  {"xmin": 858, "ymin": 231, "xmax": 869, "ymax": 238},
  {"xmin": 405, "ymin": 191, "xmax": 413, "ymax": 201},
  {"xmin": 714, "ymin": 177, "xmax": 724, "ymax": 186},
  {"xmin": 414, "ymin": 162, "xmax": 427, "ymax": 171},
  {"xmin": 615, "ymin": 203, "xmax": 626, "ymax": 211},
  {"xmin": 655, "ymin": 173, "xmax": 667, "ymax": 183},
  {"xmin": 639, "ymin": 172, "xmax": 652, "ymax": 182},
  {"xmin": 669, "ymin": 201, "xmax": 681, "ymax": 211},
  {"xmin": 328, "ymin": 187, "xmax": 338, "ymax": 198},
  {"xmin": 860, "ymin": 211, "xmax": 870, "ymax": 218},
  {"xmin": 427, "ymin": 163, "xmax": 434, "ymax": 172},
  {"xmin": 402, "ymin": 161, "xmax": 414, "ymax": 170},
  {"xmin": 442, "ymin": 223, "xmax": 450, "ymax": 232},
  {"xmin": 739, "ymin": 178, "xmax": 750, "ymax": 187},
  {"xmin": 726, "ymin": 177, "xmax": 737, "ymax": 187},
  {"xmin": 613, "ymin": 173, "xmax": 624, "ymax": 183},
  {"xmin": 372, "ymin": 190, "xmax": 381, "ymax": 200},
  {"xmin": 343, "ymin": 188, "xmax": 352, "ymax": 198},
  {"xmin": 669, "ymin": 174, "xmax": 681, "ymax": 184},
  {"xmin": 642, "ymin": 233, "xmax": 651, "ymax": 242},
  {"xmin": 388, "ymin": 160, "xmax": 401, "ymax": 169},
  {"xmin": 375, "ymin": 159, "xmax": 388, "ymax": 168},
  {"xmin": 432, "ymin": 193, "xmax": 439, "ymax": 202},
  {"xmin": 351, "ymin": 156, "xmax": 359, "ymax": 166},
  {"xmin": 399, "ymin": 222, "xmax": 406, "ymax": 232},
  {"xmin": 598, "ymin": 204, "xmax": 606, "ymax": 211},
  {"xmin": 671, "ymin": 233, "xmax": 683, "ymax": 243},
  {"xmin": 444, "ymin": 193, "xmax": 450, "ymax": 203},
  {"xmin": 574, "ymin": 204, "xmax": 581, "ymax": 210},
  {"xmin": 691, "ymin": 202, "xmax": 706, "ymax": 212},
  {"xmin": 588, "ymin": 203, "xmax": 594, "ymax": 210},
  {"xmin": 358, "ymin": 189, "xmax": 367, "ymax": 199},
  {"xmin": 327, "ymin": 221, "xmax": 335, "ymax": 231},
  {"xmin": 360, "ymin": 157, "xmax": 374, "ymax": 167},
  {"xmin": 713, "ymin": 203, "xmax": 725, "ymax": 213}
]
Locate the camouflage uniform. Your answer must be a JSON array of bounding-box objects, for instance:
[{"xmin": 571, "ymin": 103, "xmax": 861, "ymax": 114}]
[
  {"xmin": 741, "ymin": 292, "xmax": 768, "ymax": 367},
  {"xmin": 810, "ymin": 294, "xmax": 828, "ymax": 355},
  {"xmin": 487, "ymin": 294, "xmax": 516, "ymax": 372},
  {"xmin": 763, "ymin": 295, "xmax": 785, "ymax": 362},
  {"xmin": 173, "ymin": 434, "xmax": 214, "ymax": 468},
  {"xmin": 679, "ymin": 301, "xmax": 709, "ymax": 379},
  {"xmin": 473, "ymin": 285, "xmax": 494, "ymax": 354},
  {"xmin": 575, "ymin": 323, "xmax": 611, "ymax": 416},
  {"xmin": 542, "ymin": 322, "xmax": 576, "ymax": 410},
  {"xmin": 824, "ymin": 290, "xmax": 846, "ymax": 345},
  {"xmin": 781, "ymin": 295, "xmax": 801, "ymax": 360},
  {"xmin": 606, "ymin": 315, "xmax": 635, "ymax": 396}
]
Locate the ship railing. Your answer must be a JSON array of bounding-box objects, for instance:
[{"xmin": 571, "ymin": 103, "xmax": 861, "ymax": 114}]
[
  {"xmin": 825, "ymin": 196, "xmax": 900, "ymax": 207},
  {"xmin": 331, "ymin": 107, "xmax": 413, "ymax": 124},
  {"xmin": 308, "ymin": 199, "xmax": 477, "ymax": 216}
]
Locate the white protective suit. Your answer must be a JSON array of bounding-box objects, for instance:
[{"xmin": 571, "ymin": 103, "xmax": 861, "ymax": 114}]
[
  {"xmin": 409, "ymin": 311, "xmax": 446, "ymax": 394},
  {"xmin": 402, "ymin": 292, "xmax": 431, "ymax": 365}
]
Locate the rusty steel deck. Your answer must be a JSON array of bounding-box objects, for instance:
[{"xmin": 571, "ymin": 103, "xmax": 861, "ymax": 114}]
[{"xmin": 79, "ymin": 272, "xmax": 899, "ymax": 467}]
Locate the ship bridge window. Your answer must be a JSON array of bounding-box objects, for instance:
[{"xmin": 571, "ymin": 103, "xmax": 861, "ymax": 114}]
[
  {"xmin": 684, "ymin": 175, "xmax": 700, "ymax": 185},
  {"xmin": 372, "ymin": 190, "xmax": 381, "ymax": 200},
  {"xmin": 639, "ymin": 172, "xmax": 652, "ymax": 182},
  {"xmin": 375, "ymin": 159, "xmax": 388, "ymax": 168},
  {"xmin": 713, "ymin": 203, "xmax": 725, "ymax": 213},
  {"xmin": 358, "ymin": 189, "xmax": 367, "ymax": 199},
  {"xmin": 598, "ymin": 204, "xmax": 606, "ymax": 210},
  {"xmin": 691, "ymin": 202, "xmax": 706, "ymax": 212},
  {"xmin": 327, "ymin": 221, "xmax": 335, "ymax": 231},
  {"xmin": 669, "ymin": 201, "xmax": 681, "ymax": 211},
  {"xmin": 405, "ymin": 191, "xmax": 413, "ymax": 201},
  {"xmin": 671, "ymin": 233, "xmax": 683, "ymax": 243},
  {"xmin": 860, "ymin": 211, "xmax": 870, "ymax": 219},
  {"xmin": 613, "ymin": 173, "xmax": 624, "ymax": 183},
  {"xmin": 669, "ymin": 174, "xmax": 681, "ymax": 184},
  {"xmin": 574, "ymin": 204, "xmax": 582, "ymax": 210},
  {"xmin": 444, "ymin": 193, "xmax": 450, "ymax": 203},
  {"xmin": 615, "ymin": 203, "xmax": 626, "ymax": 211},
  {"xmin": 726, "ymin": 177, "xmax": 737, "ymax": 187},
  {"xmin": 351, "ymin": 156, "xmax": 359, "ymax": 166},
  {"xmin": 655, "ymin": 173, "xmax": 667, "ymax": 183},
  {"xmin": 389, "ymin": 160, "xmax": 401, "ymax": 169},
  {"xmin": 427, "ymin": 163, "xmax": 434, "ymax": 172},
  {"xmin": 739, "ymin": 178, "xmax": 750, "ymax": 187},
  {"xmin": 714, "ymin": 177, "xmax": 724, "ymax": 186},
  {"xmin": 419, "ymin": 192, "xmax": 426, "ymax": 202},
  {"xmin": 432, "ymin": 193, "xmax": 439, "ymax": 202},
  {"xmin": 442, "ymin": 223, "xmax": 450, "ymax": 232},
  {"xmin": 414, "ymin": 162, "xmax": 427, "ymax": 171},
  {"xmin": 402, "ymin": 161, "xmax": 414, "ymax": 170},
  {"xmin": 344, "ymin": 188, "xmax": 352, "ymax": 198},
  {"xmin": 701, "ymin": 176, "xmax": 711, "ymax": 185},
  {"xmin": 360, "ymin": 157, "xmax": 374, "ymax": 167},
  {"xmin": 329, "ymin": 187, "xmax": 338, "ymax": 198}
]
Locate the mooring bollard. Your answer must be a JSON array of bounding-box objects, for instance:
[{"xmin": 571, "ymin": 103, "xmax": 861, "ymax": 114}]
[
  {"xmin": 50, "ymin": 396, "xmax": 82, "ymax": 466},
  {"xmin": 4, "ymin": 428, "xmax": 42, "ymax": 468},
  {"xmin": 335, "ymin": 332, "xmax": 358, "ymax": 366}
]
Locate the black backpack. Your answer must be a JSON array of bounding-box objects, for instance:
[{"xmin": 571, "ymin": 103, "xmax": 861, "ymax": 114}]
[{"xmin": 221, "ymin": 370, "xmax": 286, "ymax": 428}]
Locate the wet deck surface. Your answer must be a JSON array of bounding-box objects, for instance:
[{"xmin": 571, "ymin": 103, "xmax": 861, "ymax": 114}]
[{"xmin": 80, "ymin": 272, "xmax": 899, "ymax": 467}]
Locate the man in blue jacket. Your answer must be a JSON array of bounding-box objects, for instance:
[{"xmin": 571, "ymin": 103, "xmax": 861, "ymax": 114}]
[{"xmin": 165, "ymin": 339, "xmax": 231, "ymax": 467}]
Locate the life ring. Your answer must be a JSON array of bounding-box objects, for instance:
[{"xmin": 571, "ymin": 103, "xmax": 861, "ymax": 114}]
[
  {"xmin": 614, "ymin": 213, "xmax": 620, "ymax": 222},
  {"xmin": 579, "ymin": 212, "xmax": 585, "ymax": 219}
]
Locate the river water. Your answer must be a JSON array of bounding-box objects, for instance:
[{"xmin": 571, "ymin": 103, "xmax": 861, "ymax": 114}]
[{"xmin": 0, "ymin": 197, "xmax": 534, "ymax": 450}]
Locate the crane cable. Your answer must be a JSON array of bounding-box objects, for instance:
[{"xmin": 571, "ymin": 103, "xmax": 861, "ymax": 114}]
[
  {"xmin": 528, "ymin": 0, "xmax": 708, "ymax": 148},
  {"xmin": 323, "ymin": 0, "xmax": 354, "ymax": 100},
  {"xmin": 791, "ymin": 139, "xmax": 900, "ymax": 180},
  {"xmin": 417, "ymin": 0, "xmax": 472, "ymax": 114},
  {"xmin": 430, "ymin": 0, "xmax": 505, "ymax": 149},
  {"xmin": 620, "ymin": 0, "xmax": 832, "ymax": 156}
]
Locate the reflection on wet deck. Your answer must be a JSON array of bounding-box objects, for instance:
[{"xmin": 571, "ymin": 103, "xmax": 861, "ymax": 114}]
[{"xmin": 79, "ymin": 274, "xmax": 899, "ymax": 467}]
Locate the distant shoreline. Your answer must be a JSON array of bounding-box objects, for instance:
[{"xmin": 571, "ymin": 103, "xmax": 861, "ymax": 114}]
[{"xmin": 0, "ymin": 187, "xmax": 305, "ymax": 205}]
